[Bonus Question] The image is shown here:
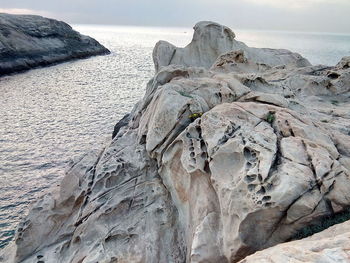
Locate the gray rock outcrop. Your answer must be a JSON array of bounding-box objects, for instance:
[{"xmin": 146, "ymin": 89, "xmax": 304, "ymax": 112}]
[
  {"xmin": 1, "ymin": 21, "xmax": 349, "ymax": 263},
  {"xmin": 0, "ymin": 13, "xmax": 110, "ymax": 76}
]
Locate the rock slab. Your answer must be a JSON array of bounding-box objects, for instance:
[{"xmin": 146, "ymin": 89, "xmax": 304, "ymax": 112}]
[{"xmin": 240, "ymin": 220, "xmax": 350, "ymax": 263}]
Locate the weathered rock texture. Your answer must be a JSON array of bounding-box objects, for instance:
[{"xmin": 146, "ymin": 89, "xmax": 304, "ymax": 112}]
[
  {"xmin": 0, "ymin": 13, "xmax": 110, "ymax": 76},
  {"xmin": 153, "ymin": 21, "xmax": 310, "ymax": 72},
  {"xmin": 1, "ymin": 21, "xmax": 350, "ymax": 263}
]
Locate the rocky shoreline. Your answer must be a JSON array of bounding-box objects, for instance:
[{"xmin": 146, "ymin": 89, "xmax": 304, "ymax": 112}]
[
  {"xmin": 0, "ymin": 13, "xmax": 110, "ymax": 76},
  {"xmin": 1, "ymin": 21, "xmax": 350, "ymax": 262}
]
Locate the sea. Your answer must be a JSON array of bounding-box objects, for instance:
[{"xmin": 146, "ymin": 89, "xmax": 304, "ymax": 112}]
[{"xmin": 0, "ymin": 25, "xmax": 349, "ymax": 249}]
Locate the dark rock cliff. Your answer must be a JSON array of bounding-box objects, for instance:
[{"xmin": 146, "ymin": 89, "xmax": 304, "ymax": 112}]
[{"xmin": 0, "ymin": 13, "xmax": 110, "ymax": 76}]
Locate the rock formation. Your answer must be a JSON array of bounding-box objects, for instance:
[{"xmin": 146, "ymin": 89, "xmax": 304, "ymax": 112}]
[
  {"xmin": 1, "ymin": 21, "xmax": 349, "ymax": 263},
  {"xmin": 239, "ymin": 220, "xmax": 350, "ymax": 262},
  {"xmin": 153, "ymin": 21, "xmax": 310, "ymax": 71},
  {"xmin": 0, "ymin": 13, "xmax": 110, "ymax": 76}
]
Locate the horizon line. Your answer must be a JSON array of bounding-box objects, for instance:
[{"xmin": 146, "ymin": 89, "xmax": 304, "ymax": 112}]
[{"xmin": 71, "ymin": 23, "xmax": 350, "ymax": 37}]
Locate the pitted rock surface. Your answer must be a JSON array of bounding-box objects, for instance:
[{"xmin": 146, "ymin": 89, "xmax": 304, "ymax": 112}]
[{"xmin": 1, "ymin": 21, "xmax": 349, "ymax": 263}]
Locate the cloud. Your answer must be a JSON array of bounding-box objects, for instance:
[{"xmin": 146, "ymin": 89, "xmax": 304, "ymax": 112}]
[
  {"xmin": 0, "ymin": 8, "xmax": 55, "ymax": 18},
  {"xmin": 0, "ymin": 8, "xmax": 33, "ymax": 14},
  {"xmin": 243, "ymin": 0, "xmax": 348, "ymax": 9},
  {"xmin": 0, "ymin": 0, "xmax": 349, "ymax": 33}
]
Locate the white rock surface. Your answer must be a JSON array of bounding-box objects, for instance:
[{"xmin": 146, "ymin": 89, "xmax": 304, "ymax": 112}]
[
  {"xmin": 239, "ymin": 220, "xmax": 350, "ymax": 263},
  {"xmin": 1, "ymin": 21, "xmax": 350, "ymax": 263},
  {"xmin": 153, "ymin": 21, "xmax": 311, "ymax": 72},
  {"xmin": 0, "ymin": 13, "xmax": 109, "ymax": 76}
]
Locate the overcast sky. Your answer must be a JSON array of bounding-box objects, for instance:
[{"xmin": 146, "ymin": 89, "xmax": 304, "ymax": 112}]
[{"xmin": 0, "ymin": 0, "xmax": 349, "ymax": 33}]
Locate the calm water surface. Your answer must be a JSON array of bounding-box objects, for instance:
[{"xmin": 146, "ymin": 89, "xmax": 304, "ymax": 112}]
[{"xmin": 0, "ymin": 25, "xmax": 349, "ymax": 249}]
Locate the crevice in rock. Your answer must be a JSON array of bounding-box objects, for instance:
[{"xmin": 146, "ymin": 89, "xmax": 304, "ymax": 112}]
[
  {"xmin": 90, "ymin": 172, "xmax": 143, "ymax": 203},
  {"xmin": 74, "ymin": 203, "xmax": 104, "ymax": 227},
  {"xmin": 281, "ymin": 156, "xmax": 309, "ymax": 168},
  {"xmin": 168, "ymin": 49, "xmax": 177, "ymax": 65},
  {"xmin": 292, "ymin": 206, "xmax": 350, "ymax": 240},
  {"xmin": 263, "ymin": 119, "xmax": 281, "ymax": 184},
  {"xmin": 301, "ymin": 139, "xmax": 322, "ymax": 190},
  {"xmin": 263, "ymin": 184, "xmax": 320, "ymax": 247},
  {"xmin": 242, "ymin": 98, "xmax": 284, "ymax": 108},
  {"xmin": 151, "ymin": 103, "xmax": 192, "ymax": 159},
  {"xmin": 306, "ymin": 66, "xmax": 332, "ymax": 76},
  {"xmin": 76, "ymin": 147, "xmax": 106, "ymax": 223}
]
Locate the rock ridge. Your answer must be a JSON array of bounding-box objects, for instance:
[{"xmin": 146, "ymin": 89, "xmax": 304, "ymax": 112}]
[{"xmin": 0, "ymin": 13, "xmax": 110, "ymax": 76}]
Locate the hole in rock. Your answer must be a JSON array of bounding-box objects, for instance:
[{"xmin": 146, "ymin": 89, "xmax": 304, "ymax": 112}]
[
  {"xmin": 327, "ymin": 72, "xmax": 340, "ymax": 79},
  {"xmin": 262, "ymin": 196, "xmax": 271, "ymax": 202},
  {"xmin": 244, "ymin": 174, "xmax": 256, "ymax": 183},
  {"xmin": 204, "ymin": 161, "xmax": 210, "ymax": 174},
  {"xmin": 264, "ymin": 202, "xmax": 272, "ymax": 208},
  {"xmin": 248, "ymin": 184, "xmax": 256, "ymax": 192},
  {"xmin": 140, "ymin": 135, "xmax": 147, "ymax": 145},
  {"xmin": 200, "ymin": 140, "xmax": 207, "ymax": 151},
  {"xmin": 243, "ymin": 147, "xmax": 252, "ymax": 160},
  {"xmin": 257, "ymin": 186, "xmax": 266, "ymax": 195},
  {"xmin": 73, "ymin": 236, "xmax": 81, "ymax": 244}
]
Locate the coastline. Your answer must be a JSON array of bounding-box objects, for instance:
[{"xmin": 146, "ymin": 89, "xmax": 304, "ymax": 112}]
[{"xmin": 0, "ymin": 13, "xmax": 110, "ymax": 76}]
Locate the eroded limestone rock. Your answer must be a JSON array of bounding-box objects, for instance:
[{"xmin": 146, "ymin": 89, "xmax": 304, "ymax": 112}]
[
  {"xmin": 153, "ymin": 21, "xmax": 311, "ymax": 72},
  {"xmin": 1, "ymin": 21, "xmax": 349, "ymax": 263},
  {"xmin": 160, "ymin": 101, "xmax": 348, "ymax": 262}
]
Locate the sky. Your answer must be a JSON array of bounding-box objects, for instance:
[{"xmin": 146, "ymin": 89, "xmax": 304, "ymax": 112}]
[{"xmin": 0, "ymin": 0, "xmax": 349, "ymax": 33}]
